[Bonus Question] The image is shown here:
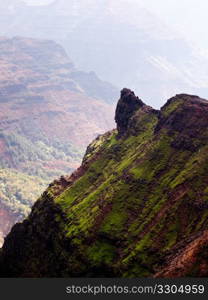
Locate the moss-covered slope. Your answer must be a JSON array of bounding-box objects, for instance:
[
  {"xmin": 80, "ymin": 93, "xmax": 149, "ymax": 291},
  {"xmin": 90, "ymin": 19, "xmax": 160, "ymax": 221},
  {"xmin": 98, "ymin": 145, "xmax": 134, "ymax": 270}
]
[{"xmin": 1, "ymin": 89, "xmax": 208, "ymax": 277}]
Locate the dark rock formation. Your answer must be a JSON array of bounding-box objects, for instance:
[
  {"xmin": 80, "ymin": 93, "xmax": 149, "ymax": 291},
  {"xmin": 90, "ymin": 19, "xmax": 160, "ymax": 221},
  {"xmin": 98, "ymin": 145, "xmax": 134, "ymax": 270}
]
[
  {"xmin": 156, "ymin": 94, "xmax": 208, "ymax": 151},
  {"xmin": 0, "ymin": 194, "xmax": 69, "ymax": 277},
  {"xmin": 115, "ymin": 88, "xmax": 144, "ymax": 137}
]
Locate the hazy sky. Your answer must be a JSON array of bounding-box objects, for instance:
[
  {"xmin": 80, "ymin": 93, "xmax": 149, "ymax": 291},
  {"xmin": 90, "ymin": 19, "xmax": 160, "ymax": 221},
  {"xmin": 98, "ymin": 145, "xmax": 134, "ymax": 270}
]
[
  {"xmin": 139, "ymin": 0, "xmax": 208, "ymax": 49},
  {"xmin": 22, "ymin": 0, "xmax": 208, "ymax": 50},
  {"xmin": 23, "ymin": 0, "xmax": 53, "ymax": 5}
]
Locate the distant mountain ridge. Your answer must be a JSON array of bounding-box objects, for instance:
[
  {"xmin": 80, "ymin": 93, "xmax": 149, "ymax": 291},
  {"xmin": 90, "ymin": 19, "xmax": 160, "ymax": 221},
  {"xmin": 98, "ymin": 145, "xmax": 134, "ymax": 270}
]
[
  {"xmin": 1, "ymin": 0, "xmax": 208, "ymax": 106},
  {"xmin": 0, "ymin": 36, "xmax": 117, "ymax": 246},
  {"xmin": 1, "ymin": 89, "xmax": 208, "ymax": 277}
]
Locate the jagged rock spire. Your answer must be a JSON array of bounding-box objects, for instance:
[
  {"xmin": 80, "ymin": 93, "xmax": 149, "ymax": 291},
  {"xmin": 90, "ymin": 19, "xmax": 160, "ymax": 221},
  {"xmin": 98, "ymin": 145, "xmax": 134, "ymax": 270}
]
[{"xmin": 115, "ymin": 88, "xmax": 144, "ymax": 137}]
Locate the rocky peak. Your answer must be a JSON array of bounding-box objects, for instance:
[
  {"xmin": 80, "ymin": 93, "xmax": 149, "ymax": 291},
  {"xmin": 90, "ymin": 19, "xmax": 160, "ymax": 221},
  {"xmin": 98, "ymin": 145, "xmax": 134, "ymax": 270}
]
[
  {"xmin": 115, "ymin": 90, "xmax": 208, "ymax": 149},
  {"xmin": 155, "ymin": 93, "xmax": 208, "ymax": 151},
  {"xmin": 115, "ymin": 88, "xmax": 145, "ymax": 137},
  {"xmin": 159, "ymin": 93, "xmax": 208, "ymax": 125}
]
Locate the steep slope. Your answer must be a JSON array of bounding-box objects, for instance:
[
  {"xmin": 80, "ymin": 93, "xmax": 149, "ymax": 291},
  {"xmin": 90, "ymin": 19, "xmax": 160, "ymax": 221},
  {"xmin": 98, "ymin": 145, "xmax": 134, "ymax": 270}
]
[
  {"xmin": 1, "ymin": 89, "xmax": 208, "ymax": 277},
  {"xmin": 155, "ymin": 230, "xmax": 208, "ymax": 277},
  {"xmin": 0, "ymin": 36, "xmax": 117, "ymax": 246},
  {"xmin": 1, "ymin": 0, "xmax": 208, "ymax": 106}
]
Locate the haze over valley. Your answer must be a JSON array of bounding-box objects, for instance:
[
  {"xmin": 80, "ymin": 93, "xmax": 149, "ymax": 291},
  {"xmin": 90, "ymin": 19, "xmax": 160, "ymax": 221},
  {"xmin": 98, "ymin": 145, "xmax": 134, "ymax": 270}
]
[{"xmin": 2, "ymin": 1, "xmax": 208, "ymax": 107}]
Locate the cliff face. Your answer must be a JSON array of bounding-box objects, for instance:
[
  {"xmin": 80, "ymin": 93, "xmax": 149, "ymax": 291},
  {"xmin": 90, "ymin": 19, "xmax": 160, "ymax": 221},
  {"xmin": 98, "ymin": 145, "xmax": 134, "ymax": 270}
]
[
  {"xmin": 1, "ymin": 89, "xmax": 208, "ymax": 277},
  {"xmin": 0, "ymin": 36, "xmax": 117, "ymax": 246}
]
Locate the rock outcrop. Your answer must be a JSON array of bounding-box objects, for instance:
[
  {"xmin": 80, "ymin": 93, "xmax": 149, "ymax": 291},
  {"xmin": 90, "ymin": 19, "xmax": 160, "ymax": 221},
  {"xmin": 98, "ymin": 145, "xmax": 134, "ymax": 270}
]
[{"xmin": 115, "ymin": 88, "xmax": 145, "ymax": 137}]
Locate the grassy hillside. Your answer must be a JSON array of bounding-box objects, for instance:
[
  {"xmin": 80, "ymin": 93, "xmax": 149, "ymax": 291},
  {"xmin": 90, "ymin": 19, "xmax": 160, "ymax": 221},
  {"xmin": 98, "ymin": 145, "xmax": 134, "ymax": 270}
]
[{"xmin": 2, "ymin": 90, "xmax": 208, "ymax": 277}]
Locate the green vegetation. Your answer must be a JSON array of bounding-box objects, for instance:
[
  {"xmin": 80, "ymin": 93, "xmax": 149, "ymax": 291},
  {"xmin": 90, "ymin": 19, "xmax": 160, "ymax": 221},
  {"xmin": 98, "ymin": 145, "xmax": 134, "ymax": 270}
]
[
  {"xmin": 0, "ymin": 132, "xmax": 82, "ymax": 176},
  {"xmin": 52, "ymin": 97, "xmax": 208, "ymax": 276},
  {"xmin": 0, "ymin": 131, "xmax": 83, "ymax": 221},
  {"xmin": 162, "ymin": 98, "xmax": 184, "ymax": 117},
  {"xmin": 0, "ymin": 168, "xmax": 47, "ymax": 216},
  {"xmin": 2, "ymin": 94, "xmax": 208, "ymax": 278},
  {"xmin": 87, "ymin": 241, "xmax": 116, "ymax": 266}
]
